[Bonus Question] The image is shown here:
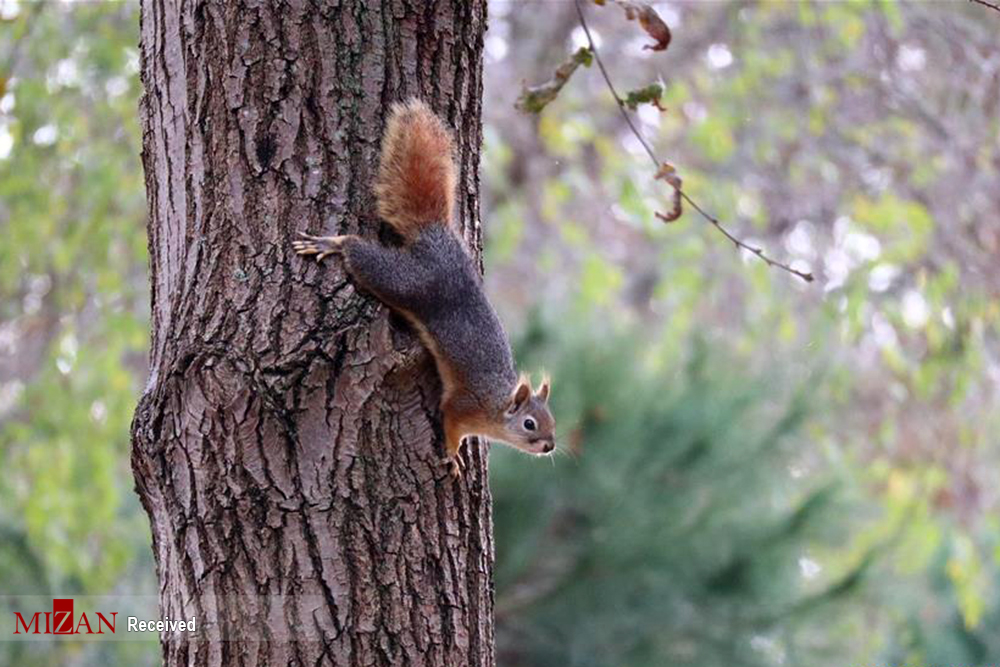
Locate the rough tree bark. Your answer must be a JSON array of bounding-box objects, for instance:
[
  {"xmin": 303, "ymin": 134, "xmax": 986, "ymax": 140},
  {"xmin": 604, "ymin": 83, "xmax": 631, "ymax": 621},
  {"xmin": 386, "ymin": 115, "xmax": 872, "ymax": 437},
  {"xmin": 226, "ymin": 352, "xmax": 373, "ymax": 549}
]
[{"xmin": 130, "ymin": 2, "xmax": 492, "ymax": 665}]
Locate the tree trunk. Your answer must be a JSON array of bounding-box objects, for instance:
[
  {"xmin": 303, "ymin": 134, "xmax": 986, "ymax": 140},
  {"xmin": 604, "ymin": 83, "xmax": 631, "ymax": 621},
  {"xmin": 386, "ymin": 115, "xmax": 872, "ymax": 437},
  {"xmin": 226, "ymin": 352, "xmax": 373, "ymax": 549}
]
[{"xmin": 130, "ymin": 2, "xmax": 491, "ymax": 665}]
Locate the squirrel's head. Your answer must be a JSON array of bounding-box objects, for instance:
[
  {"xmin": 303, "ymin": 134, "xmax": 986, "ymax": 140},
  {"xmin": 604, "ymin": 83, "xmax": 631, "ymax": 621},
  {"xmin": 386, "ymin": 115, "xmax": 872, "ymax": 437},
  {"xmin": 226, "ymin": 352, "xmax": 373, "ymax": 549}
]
[{"xmin": 499, "ymin": 375, "xmax": 555, "ymax": 456}]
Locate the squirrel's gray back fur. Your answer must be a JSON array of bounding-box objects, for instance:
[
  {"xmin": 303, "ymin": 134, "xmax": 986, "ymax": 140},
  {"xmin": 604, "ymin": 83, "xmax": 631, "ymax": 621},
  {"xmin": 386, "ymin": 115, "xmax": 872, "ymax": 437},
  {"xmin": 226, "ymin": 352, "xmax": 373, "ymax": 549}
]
[{"xmin": 405, "ymin": 225, "xmax": 517, "ymax": 411}]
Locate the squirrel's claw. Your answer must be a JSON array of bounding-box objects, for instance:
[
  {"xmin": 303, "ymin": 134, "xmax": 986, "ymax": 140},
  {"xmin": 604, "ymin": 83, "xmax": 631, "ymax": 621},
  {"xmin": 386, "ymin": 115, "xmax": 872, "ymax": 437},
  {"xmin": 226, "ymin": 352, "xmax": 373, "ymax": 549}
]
[
  {"xmin": 441, "ymin": 454, "xmax": 465, "ymax": 479},
  {"xmin": 291, "ymin": 241, "xmax": 318, "ymax": 255},
  {"xmin": 293, "ymin": 233, "xmax": 347, "ymax": 262}
]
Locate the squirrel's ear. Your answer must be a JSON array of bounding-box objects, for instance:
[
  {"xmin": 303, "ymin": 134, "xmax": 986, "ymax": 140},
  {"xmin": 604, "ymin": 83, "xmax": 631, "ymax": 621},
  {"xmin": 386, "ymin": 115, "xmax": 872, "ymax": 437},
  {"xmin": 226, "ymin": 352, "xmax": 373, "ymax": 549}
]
[
  {"xmin": 535, "ymin": 376, "xmax": 550, "ymax": 403},
  {"xmin": 536, "ymin": 382, "xmax": 550, "ymax": 403},
  {"xmin": 508, "ymin": 381, "xmax": 532, "ymax": 414}
]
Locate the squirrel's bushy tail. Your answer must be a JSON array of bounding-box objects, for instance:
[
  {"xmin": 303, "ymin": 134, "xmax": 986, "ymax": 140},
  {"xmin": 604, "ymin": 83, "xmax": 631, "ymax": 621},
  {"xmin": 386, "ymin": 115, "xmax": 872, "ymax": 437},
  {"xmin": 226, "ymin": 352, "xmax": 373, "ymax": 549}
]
[{"xmin": 374, "ymin": 99, "xmax": 457, "ymax": 237}]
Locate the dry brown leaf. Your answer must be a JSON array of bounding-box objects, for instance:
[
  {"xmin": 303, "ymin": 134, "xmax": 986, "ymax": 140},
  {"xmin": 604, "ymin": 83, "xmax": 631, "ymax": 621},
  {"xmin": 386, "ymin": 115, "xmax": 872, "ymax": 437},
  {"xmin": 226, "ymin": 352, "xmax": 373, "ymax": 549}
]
[
  {"xmin": 654, "ymin": 162, "xmax": 683, "ymax": 222},
  {"xmin": 616, "ymin": 1, "xmax": 672, "ymax": 52}
]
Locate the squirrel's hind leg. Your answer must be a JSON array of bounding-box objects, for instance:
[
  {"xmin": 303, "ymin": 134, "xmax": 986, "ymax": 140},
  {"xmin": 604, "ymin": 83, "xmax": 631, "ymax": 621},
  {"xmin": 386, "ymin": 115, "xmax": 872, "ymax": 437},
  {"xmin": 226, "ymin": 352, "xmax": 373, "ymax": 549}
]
[{"xmin": 292, "ymin": 233, "xmax": 351, "ymax": 262}]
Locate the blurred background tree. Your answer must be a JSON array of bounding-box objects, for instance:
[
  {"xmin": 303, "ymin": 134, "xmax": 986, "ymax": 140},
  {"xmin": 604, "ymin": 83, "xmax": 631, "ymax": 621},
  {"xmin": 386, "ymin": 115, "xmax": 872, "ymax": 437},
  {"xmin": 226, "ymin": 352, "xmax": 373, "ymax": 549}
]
[
  {"xmin": 0, "ymin": 3, "xmax": 152, "ymax": 664},
  {"xmin": 1, "ymin": 1, "xmax": 999, "ymax": 665}
]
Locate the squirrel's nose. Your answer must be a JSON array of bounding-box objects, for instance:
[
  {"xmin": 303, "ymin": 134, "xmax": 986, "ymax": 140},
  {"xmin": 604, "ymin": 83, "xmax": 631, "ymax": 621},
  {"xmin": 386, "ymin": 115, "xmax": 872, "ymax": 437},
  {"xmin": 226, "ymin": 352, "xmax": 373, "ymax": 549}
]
[{"xmin": 542, "ymin": 441, "xmax": 555, "ymax": 453}]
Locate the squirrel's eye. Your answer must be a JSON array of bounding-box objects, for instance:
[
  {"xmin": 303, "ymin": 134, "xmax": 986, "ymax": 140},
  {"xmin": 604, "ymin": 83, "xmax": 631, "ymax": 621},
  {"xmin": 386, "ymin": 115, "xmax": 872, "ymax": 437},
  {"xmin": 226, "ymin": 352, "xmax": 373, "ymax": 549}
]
[{"xmin": 523, "ymin": 417, "xmax": 536, "ymax": 431}]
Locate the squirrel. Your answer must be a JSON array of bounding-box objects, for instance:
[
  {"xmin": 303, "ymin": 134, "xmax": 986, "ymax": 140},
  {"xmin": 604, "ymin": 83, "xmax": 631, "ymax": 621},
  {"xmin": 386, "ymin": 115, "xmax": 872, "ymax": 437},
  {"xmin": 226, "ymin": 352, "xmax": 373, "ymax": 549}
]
[{"xmin": 293, "ymin": 98, "xmax": 555, "ymax": 477}]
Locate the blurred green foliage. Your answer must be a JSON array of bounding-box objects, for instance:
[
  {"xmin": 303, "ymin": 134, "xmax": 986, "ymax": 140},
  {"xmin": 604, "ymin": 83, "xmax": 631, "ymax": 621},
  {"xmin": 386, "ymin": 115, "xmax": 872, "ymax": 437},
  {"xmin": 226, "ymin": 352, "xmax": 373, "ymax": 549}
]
[
  {"xmin": 1, "ymin": 1, "xmax": 999, "ymax": 666},
  {"xmin": 483, "ymin": 0, "xmax": 1000, "ymax": 664},
  {"xmin": 0, "ymin": 3, "xmax": 155, "ymax": 665}
]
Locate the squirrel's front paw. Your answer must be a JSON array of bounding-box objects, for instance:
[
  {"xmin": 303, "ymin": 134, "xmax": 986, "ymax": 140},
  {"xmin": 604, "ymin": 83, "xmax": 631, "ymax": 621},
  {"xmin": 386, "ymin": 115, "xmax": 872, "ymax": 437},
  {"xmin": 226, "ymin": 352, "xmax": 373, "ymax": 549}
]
[
  {"xmin": 440, "ymin": 454, "xmax": 466, "ymax": 479},
  {"xmin": 292, "ymin": 233, "xmax": 348, "ymax": 262}
]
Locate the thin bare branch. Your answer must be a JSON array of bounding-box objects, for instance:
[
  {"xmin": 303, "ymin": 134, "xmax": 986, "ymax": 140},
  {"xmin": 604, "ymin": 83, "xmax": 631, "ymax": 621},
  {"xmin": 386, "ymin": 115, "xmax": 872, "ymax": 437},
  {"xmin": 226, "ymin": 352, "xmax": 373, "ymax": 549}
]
[
  {"xmin": 970, "ymin": 0, "xmax": 1000, "ymax": 12},
  {"xmin": 575, "ymin": 0, "xmax": 814, "ymax": 282},
  {"xmin": 679, "ymin": 192, "xmax": 814, "ymax": 282}
]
